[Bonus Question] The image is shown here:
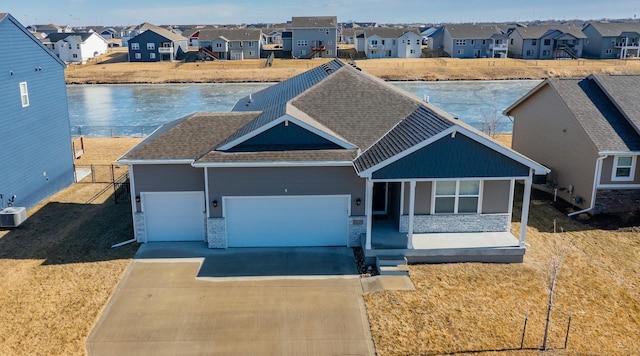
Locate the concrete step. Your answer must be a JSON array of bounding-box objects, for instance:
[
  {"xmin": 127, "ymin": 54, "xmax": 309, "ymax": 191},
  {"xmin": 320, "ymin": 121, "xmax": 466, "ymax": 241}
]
[
  {"xmin": 376, "ymin": 255, "xmax": 408, "ymax": 267},
  {"xmin": 378, "ymin": 265, "xmax": 410, "ymax": 276}
]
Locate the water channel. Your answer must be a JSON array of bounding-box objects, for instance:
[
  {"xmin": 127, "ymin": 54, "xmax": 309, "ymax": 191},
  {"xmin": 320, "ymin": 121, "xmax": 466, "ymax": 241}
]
[{"xmin": 66, "ymin": 80, "xmax": 542, "ymax": 136}]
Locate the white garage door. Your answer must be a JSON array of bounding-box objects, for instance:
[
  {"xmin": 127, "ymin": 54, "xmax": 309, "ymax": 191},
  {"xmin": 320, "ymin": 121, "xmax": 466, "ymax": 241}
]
[
  {"xmin": 143, "ymin": 192, "xmax": 205, "ymax": 242},
  {"xmin": 225, "ymin": 195, "xmax": 350, "ymax": 247}
]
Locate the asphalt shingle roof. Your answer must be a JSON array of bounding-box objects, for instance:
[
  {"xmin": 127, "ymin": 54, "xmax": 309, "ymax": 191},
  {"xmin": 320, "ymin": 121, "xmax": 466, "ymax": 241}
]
[
  {"xmin": 192, "ymin": 28, "xmax": 262, "ymax": 42},
  {"xmin": 358, "ymin": 27, "xmax": 421, "ymax": 39},
  {"xmin": 513, "ymin": 25, "xmax": 586, "ymax": 39},
  {"xmin": 585, "ymin": 21, "xmax": 640, "ymax": 37},
  {"xmin": 44, "ymin": 32, "xmax": 97, "ymax": 43},
  {"xmin": 590, "ymin": 74, "xmax": 640, "ymax": 135},
  {"xmin": 121, "ymin": 112, "xmax": 261, "ymax": 160},
  {"xmin": 549, "ymin": 78, "xmax": 640, "ymax": 152},
  {"xmin": 445, "ymin": 24, "xmax": 505, "ymax": 39},
  {"xmin": 291, "ymin": 16, "xmax": 337, "ymax": 28}
]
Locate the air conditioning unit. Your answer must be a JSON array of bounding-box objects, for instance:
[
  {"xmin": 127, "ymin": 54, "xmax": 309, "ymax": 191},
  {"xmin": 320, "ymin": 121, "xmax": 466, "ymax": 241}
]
[{"xmin": 0, "ymin": 207, "xmax": 27, "ymax": 228}]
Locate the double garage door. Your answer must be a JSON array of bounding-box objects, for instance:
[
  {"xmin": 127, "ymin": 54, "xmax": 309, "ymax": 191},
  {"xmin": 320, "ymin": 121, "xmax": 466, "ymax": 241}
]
[
  {"xmin": 224, "ymin": 195, "xmax": 350, "ymax": 247},
  {"xmin": 144, "ymin": 193, "xmax": 349, "ymax": 247}
]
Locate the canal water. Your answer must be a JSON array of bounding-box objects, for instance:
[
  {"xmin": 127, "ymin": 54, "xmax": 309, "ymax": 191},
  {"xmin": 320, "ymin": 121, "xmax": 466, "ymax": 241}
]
[{"xmin": 66, "ymin": 80, "xmax": 541, "ymax": 136}]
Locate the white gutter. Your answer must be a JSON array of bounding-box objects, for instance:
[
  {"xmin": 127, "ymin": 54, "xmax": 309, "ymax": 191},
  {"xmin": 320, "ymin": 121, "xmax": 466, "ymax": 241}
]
[{"xmin": 568, "ymin": 154, "xmax": 607, "ymax": 217}]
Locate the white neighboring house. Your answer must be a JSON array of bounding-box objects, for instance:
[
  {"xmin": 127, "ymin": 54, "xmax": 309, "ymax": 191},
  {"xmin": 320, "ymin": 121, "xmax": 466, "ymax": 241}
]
[
  {"xmin": 355, "ymin": 27, "xmax": 422, "ymax": 58},
  {"xmin": 41, "ymin": 32, "xmax": 108, "ymax": 63}
]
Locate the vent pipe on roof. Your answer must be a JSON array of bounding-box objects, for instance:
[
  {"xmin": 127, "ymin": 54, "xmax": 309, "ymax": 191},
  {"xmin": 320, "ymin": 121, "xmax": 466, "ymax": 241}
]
[{"xmin": 424, "ymin": 94, "xmax": 429, "ymax": 103}]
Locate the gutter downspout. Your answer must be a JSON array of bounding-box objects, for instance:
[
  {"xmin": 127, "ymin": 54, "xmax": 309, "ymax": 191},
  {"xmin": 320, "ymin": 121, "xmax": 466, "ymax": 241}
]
[{"xmin": 568, "ymin": 155, "xmax": 607, "ymax": 217}]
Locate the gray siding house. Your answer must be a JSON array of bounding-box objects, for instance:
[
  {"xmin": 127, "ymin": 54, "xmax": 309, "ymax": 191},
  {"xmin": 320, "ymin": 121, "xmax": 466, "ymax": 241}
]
[
  {"xmin": 582, "ymin": 21, "xmax": 640, "ymax": 59},
  {"xmin": 187, "ymin": 28, "xmax": 262, "ymax": 60},
  {"xmin": 506, "ymin": 74, "xmax": 640, "ymax": 215},
  {"xmin": 508, "ymin": 25, "xmax": 586, "ymax": 59},
  {"xmin": 119, "ymin": 60, "xmax": 548, "ymax": 264},
  {"xmin": 128, "ymin": 24, "xmax": 188, "ymax": 62},
  {"xmin": 443, "ymin": 24, "xmax": 508, "ymax": 58},
  {"xmin": 290, "ymin": 16, "xmax": 338, "ymax": 58},
  {"xmin": 0, "ymin": 13, "xmax": 74, "ymax": 209},
  {"xmin": 354, "ymin": 27, "xmax": 422, "ymax": 58}
]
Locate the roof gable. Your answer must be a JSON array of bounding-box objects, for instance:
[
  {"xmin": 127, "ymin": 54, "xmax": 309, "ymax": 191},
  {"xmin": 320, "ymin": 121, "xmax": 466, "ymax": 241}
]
[
  {"xmin": 371, "ymin": 132, "xmax": 531, "ymax": 179},
  {"xmin": 226, "ymin": 120, "xmax": 345, "ymax": 152},
  {"xmin": 0, "ymin": 13, "xmax": 66, "ymax": 67}
]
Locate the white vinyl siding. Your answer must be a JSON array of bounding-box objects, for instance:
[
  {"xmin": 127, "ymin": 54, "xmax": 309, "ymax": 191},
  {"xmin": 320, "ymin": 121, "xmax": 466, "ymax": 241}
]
[{"xmin": 19, "ymin": 82, "xmax": 29, "ymax": 107}]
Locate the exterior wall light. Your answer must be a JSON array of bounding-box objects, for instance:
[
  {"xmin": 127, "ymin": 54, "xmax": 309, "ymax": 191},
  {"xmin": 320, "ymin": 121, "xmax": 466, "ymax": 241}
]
[
  {"xmin": 212, "ymin": 200, "xmax": 218, "ymax": 208},
  {"xmin": 356, "ymin": 198, "xmax": 361, "ymax": 206}
]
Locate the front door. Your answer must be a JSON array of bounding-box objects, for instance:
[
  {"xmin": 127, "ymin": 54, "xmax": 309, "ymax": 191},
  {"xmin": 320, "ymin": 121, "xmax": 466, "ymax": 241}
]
[{"xmin": 372, "ymin": 182, "xmax": 388, "ymax": 214}]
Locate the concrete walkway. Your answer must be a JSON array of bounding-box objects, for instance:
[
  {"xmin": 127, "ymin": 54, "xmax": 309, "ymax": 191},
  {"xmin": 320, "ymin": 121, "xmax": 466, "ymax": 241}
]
[{"xmin": 86, "ymin": 246, "xmax": 375, "ymax": 355}]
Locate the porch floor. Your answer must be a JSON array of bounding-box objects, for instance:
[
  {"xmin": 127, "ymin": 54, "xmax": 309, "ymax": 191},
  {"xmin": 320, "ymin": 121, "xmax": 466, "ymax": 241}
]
[{"xmin": 368, "ymin": 218, "xmax": 524, "ymax": 263}]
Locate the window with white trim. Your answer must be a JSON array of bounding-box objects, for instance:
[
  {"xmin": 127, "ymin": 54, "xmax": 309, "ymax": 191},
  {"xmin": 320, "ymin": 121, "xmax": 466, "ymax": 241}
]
[
  {"xmin": 433, "ymin": 180, "xmax": 481, "ymax": 214},
  {"xmin": 19, "ymin": 82, "xmax": 29, "ymax": 107},
  {"xmin": 457, "ymin": 49, "xmax": 464, "ymax": 54},
  {"xmin": 134, "ymin": 53, "xmax": 141, "ymax": 59},
  {"xmin": 455, "ymin": 39, "xmax": 466, "ymax": 46},
  {"xmin": 605, "ymin": 49, "xmax": 612, "ymax": 54},
  {"xmin": 612, "ymin": 156, "xmax": 636, "ymax": 181},
  {"xmin": 147, "ymin": 43, "xmax": 155, "ymax": 50},
  {"xmin": 297, "ymin": 40, "xmax": 308, "ymax": 46},
  {"xmin": 149, "ymin": 53, "xmax": 156, "ymax": 59},
  {"xmin": 131, "ymin": 43, "xmax": 140, "ymax": 50}
]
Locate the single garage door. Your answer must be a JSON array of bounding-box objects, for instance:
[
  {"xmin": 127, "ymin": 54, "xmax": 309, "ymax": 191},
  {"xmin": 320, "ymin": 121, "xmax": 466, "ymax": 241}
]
[
  {"xmin": 143, "ymin": 191, "xmax": 205, "ymax": 242},
  {"xmin": 225, "ymin": 195, "xmax": 349, "ymax": 247}
]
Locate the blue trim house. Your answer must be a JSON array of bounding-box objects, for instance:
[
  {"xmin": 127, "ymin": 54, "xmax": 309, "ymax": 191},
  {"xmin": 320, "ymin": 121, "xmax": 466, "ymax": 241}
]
[
  {"xmin": 0, "ymin": 13, "xmax": 74, "ymax": 209},
  {"xmin": 118, "ymin": 60, "xmax": 549, "ymax": 264},
  {"xmin": 128, "ymin": 24, "xmax": 188, "ymax": 62}
]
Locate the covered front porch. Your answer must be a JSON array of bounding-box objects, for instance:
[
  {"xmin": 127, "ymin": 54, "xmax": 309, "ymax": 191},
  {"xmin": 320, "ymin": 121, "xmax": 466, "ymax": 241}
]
[{"xmin": 365, "ymin": 217, "xmax": 525, "ymax": 263}]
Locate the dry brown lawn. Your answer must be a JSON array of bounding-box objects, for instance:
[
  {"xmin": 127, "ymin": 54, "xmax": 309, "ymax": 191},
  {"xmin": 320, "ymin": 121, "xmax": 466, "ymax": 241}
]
[
  {"xmin": 0, "ymin": 138, "xmax": 141, "ymax": 355},
  {"xmin": 65, "ymin": 54, "xmax": 640, "ymax": 84},
  {"xmin": 365, "ymin": 189, "xmax": 640, "ymax": 355}
]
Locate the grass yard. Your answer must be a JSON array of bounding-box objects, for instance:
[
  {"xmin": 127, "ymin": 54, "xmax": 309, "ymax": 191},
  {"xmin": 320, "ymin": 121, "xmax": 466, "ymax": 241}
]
[
  {"xmin": 0, "ymin": 138, "xmax": 142, "ymax": 355},
  {"xmin": 65, "ymin": 53, "xmax": 640, "ymax": 84},
  {"xmin": 365, "ymin": 189, "xmax": 640, "ymax": 355}
]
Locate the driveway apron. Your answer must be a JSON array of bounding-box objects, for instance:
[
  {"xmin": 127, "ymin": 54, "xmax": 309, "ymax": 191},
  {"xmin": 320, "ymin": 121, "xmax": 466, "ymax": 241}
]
[{"xmin": 86, "ymin": 246, "xmax": 375, "ymax": 355}]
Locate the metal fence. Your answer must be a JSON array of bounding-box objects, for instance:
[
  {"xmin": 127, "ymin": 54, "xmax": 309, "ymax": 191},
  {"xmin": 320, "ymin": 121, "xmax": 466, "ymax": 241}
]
[
  {"xmin": 70, "ymin": 125, "xmax": 160, "ymax": 138},
  {"xmin": 76, "ymin": 164, "xmax": 131, "ymax": 204}
]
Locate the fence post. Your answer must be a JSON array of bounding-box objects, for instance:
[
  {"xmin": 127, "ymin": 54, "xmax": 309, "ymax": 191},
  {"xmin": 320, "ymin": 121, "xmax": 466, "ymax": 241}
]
[
  {"xmin": 91, "ymin": 164, "xmax": 95, "ymax": 183},
  {"xmin": 520, "ymin": 313, "xmax": 529, "ymax": 349},
  {"xmin": 564, "ymin": 312, "xmax": 573, "ymax": 349}
]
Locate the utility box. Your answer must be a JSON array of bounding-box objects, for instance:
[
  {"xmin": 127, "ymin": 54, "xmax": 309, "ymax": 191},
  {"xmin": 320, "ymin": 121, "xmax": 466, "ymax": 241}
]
[{"xmin": 0, "ymin": 207, "xmax": 27, "ymax": 227}]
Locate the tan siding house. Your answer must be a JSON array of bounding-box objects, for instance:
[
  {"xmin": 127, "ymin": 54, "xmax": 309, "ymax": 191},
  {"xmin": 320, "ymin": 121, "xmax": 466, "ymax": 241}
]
[{"xmin": 505, "ymin": 74, "xmax": 640, "ymax": 215}]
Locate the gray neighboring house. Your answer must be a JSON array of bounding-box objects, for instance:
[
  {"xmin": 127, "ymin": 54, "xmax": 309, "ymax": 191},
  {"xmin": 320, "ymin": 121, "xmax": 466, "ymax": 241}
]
[
  {"xmin": 505, "ymin": 74, "xmax": 640, "ymax": 215},
  {"xmin": 582, "ymin": 21, "xmax": 640, "ymax": 59},
  {"xmin": 354, "ymin": 27, "xmax": 422, "ymax": 58},
  {"xmin": 443, "ymin": 24, "xmax": 508, "ymax": 58},
  {"xmin": 508, "ymin": 25, "xmax": 586, "ymax": 59},
  {"xmin": 290, "ymin": 16, "xmax": 338, "ymax": 58},
  {"xmin": 128, "ymin": 24, "xmax": 188, "ymax": 62},
  {"xmin": 187, "ymin": 28, "xmax": 262, "ymax": 60},
  {"xmin": 118, "ymin": 59, "xmax": 548, "ymax": 265}
]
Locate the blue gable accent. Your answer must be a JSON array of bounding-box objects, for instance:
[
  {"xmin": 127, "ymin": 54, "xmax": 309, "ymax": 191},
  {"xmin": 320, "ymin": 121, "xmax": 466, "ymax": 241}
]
[
  {"xmin": 0, "ymin": 14, "xmax": 74, "ymax": 209},
  {"xmin": 227, "ymin": 121, "xmax": 343, "ymax": 152},
  {"xmin": 371, "ymin": 133, "xmax": 530, "ymax": 179}
]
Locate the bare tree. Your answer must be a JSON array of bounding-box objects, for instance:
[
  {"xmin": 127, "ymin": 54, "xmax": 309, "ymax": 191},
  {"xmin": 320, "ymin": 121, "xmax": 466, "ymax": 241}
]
[
  {"xmin": 480, "ymin": 90, "xmax": 502, "ymax": 138},
  {"xmin": 542, "ymin": 220, "xmax": 568, "ymax": 350}
]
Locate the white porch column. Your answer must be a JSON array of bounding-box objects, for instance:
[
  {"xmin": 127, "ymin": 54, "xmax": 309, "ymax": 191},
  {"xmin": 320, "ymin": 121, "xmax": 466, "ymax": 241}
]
[
  {"xmin": 407, "ymin": 180, "xmax": 416, "ymax": 249},
  {"xmin": 519, "ymin": 169, "xmax": 533, "ymax": 247},
  {"xmin": 365, "ymin": 178, "xmax": 374, "ymax": 250}
]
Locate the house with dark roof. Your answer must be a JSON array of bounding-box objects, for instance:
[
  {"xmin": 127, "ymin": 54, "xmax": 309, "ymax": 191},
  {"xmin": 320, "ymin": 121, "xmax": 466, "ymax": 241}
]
[
  {"xmin": 32, "ymin": 23, "xmax": 73, "ymax": 35},
  {"xmin": 582, "ymin": 21, "xmax": 640, "ymax": 59},
  {"xmin": 289, "ymin": 16, "xmax": 338, "ymax": 58},
  {"xmin": 118, "ymin": 59, "xmax": 548, "ymax": 265},
  {"xmin": 505, "ymin": 74, "xmax": 640, "ymax": 215},
  {"xmin": 354, "ymin": 27, "xmax": 422, "ymax": 58},
  {"xmin": 128, "ymin": 24, "xmax": 188, "ymax": 62},
  {"xmin": 40, "ymin": 32, "xmax": 108, "ymax": 63},
  {"xmin": 187, "ymin": 28, "xmax": 262, "ymax": 60},
  {"xmin": 508, "ymin": 25, "xmax": 586, "ymax": 59},
  {"xmin": 0, "ymin": 13, "xmax": 74, "ymax": 210},
  {"xmin": 443, "ymin": 24, "xmax": 509, "ymax": 58}
]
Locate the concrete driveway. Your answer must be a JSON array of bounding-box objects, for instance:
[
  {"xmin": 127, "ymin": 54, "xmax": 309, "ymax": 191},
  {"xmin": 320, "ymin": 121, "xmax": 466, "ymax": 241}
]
[{"xmin": 86, "ymin": 244, "xmax": 375, "ymax": 355}]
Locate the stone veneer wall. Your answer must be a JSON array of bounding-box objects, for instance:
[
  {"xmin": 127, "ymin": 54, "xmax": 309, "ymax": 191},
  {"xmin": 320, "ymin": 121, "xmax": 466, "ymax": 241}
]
[
  {"xmin": 399, "ymin": 214, "xmax": 511, "ymax": 233},
  {"xmin": 207, "ymin": 218, "xmax": 227, "ymax": 248},
  {"xmin": 134, "ymin": 212, "xmax": 146, "ymax": 242},
  {"xmin": 349, "ymin": 216, "xmax": 366, "ymax": 247},
  {"xmin": 594, "ymin": 189, "xmax": 640, "ymax": 214}
]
